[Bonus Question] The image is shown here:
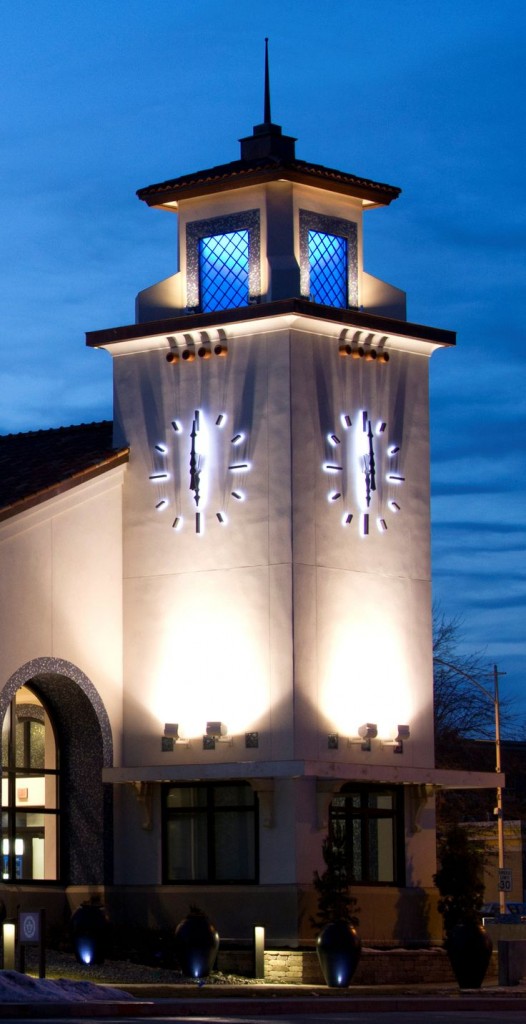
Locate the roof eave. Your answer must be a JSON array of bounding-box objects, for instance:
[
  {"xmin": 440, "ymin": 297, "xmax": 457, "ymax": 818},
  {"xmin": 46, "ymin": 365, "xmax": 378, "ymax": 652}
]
[
  {"xmin": 0, "ymin": 450, "xmax": 129, "ymax": 524},
  {"xmin": 137, "ymin": 167, "xmax": 400, "ymax": 210}
]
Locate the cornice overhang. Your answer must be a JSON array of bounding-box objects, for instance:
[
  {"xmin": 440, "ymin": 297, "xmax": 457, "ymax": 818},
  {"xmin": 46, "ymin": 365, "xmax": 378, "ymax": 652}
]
[
  {"xmin": 102, "ymin": 759, "xmax": 501, "ymax": 789},
  {"xmin": 137, "ymin": 159, "xmax": 401, "ymax": 210},
  {"xmin": 87, "ymin": 298, "xmax": 455, "ymax": 357}
]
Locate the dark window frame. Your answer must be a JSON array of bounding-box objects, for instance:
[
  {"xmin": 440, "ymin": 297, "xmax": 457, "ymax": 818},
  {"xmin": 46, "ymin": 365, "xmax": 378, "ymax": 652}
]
[
  {"xmin": 162, "ymin": 781, "xmax": 259, "ymax": 885},
  {"xmin": 329, "ymin": 783, "xmax": 405, "ymax": 887},
  {"xmin": 1, "ymin": 693, "xmax": 60, "ymax": 883}
]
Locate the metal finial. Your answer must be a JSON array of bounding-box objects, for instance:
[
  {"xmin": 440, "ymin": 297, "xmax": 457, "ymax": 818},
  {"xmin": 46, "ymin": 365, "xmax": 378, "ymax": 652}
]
[{"xmin": 264, "ymin": 38, "xmax": 271, "ymax": 125}]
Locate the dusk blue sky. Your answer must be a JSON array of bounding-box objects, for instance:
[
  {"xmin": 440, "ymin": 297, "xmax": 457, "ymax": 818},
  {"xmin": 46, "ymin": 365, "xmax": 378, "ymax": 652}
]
[{"xmin": 1, "ymin": 1, "xmax": 524, "ymax": 721}]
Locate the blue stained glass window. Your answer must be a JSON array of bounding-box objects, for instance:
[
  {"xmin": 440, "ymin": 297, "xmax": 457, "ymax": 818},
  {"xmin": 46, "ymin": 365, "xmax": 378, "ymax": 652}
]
[
  {"xmin": 308, "ymin": 230, "xmax": 347, "ymax": 308},
  {"xmin": 199, "ymin": 230, "xmax": 250, "ymax": 312}
]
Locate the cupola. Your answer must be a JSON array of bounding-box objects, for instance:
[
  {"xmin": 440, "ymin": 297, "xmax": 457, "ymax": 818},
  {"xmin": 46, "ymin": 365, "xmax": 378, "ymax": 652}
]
[{"xmin": 135, "ymin": 42, "xmax": 404, "ymax": 324}]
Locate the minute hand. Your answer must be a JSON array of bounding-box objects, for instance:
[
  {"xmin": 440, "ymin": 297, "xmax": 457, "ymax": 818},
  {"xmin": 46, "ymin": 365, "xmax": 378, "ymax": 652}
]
[
  {"xmin": 189, "ymin": 414, "xmax": 201, "ymax": 506},
  {"xmin": 367, "ymin": 419, "xmax": 376, "ymax": 493}
]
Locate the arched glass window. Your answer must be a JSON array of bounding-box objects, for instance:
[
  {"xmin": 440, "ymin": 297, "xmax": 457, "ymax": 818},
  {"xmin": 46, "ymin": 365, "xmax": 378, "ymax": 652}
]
[{"xmin": 1, "ymin": 686, "xmax": 59, "ymax": 881}]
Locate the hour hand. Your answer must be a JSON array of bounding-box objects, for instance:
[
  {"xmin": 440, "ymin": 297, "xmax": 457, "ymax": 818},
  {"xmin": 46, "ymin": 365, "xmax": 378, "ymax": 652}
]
[{"xmin": 362, "ymin": 454, "xmax": 371, "ymax": 507}]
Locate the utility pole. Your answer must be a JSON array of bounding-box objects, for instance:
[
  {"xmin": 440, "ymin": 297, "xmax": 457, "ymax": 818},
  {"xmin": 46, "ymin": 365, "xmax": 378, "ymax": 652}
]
[{"xmin": 434, "ymin": 658, "xmax": 506, "ymax": 913}]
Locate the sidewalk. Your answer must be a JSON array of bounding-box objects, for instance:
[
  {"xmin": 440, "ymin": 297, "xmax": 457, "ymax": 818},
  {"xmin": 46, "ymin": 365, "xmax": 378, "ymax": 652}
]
[{"xmin": 3, "ymin": 981, "xmax": 526, "ymax": 1018}]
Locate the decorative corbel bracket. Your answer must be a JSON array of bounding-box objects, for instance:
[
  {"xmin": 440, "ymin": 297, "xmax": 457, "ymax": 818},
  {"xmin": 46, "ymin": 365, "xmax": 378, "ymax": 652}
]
[
  {"xmin": 130, "ymin": 781, "xmax": 153, "ymax": 830},
  {"xmin": 407, "ymin": 783, "xmax": 434, "ymax": 834},
  {"xmin": 248, "ymin": 780, "xmax": 275, "ymax": 828}
]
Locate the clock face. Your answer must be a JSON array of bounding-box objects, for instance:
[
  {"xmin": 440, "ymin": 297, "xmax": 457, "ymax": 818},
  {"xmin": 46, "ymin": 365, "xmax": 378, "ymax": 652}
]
[
  {"xmin": 323, "ymin": 408, "xmax": 404, "ymax": 536},
  {"xmin": 148, "ymin": 409, "xmax": 251, "ymax": 533}
]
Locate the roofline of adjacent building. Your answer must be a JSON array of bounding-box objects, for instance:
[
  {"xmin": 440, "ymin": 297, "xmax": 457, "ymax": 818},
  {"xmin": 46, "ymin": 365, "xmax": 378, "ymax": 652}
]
[{"xmin": 0, "ymin": 449, "xmax": 129, "ymax": 523}]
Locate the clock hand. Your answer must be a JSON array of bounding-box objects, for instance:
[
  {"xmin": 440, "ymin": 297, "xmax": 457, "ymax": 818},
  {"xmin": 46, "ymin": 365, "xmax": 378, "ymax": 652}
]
[
  {"xmin": 367, "ymin": 419, "xmax": 376, "ymax": 493},
  {"xmin": 189, "ymin": 412, "xmax": 201, "ymax": 507},
  {"xmin": 362, "ymin": 454, "xmax": 371, "ymax": 508}
]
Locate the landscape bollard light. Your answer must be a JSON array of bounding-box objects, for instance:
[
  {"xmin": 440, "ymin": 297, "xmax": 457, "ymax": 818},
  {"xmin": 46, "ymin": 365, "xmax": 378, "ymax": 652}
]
[
  {"xmin": 254, "ymin": 925, "xmax": 265, "ymax": 979},
  {"xmin": 3, "ymin": 922, "xmax": 15, "ymax": 970}
]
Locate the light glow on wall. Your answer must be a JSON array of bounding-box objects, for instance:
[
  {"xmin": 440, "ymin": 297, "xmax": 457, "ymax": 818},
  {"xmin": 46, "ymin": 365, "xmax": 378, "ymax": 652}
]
[
  {"xmin": 150, "ymin": 586, "xmax": 269, "ymax": 739},
  {"xmin": 320, "ymin": 615, "xmax": 413, "ymax": 739}
]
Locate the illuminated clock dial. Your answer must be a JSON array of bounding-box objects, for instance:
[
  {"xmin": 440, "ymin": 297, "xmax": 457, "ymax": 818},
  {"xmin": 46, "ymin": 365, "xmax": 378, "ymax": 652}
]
[
  {"xmin": 323, "ymin": 409, "xmax": 404, "ymax": 536},
  {"xmin": 148, "ymin": 410, "xmax": 251, "ymax": 533}
]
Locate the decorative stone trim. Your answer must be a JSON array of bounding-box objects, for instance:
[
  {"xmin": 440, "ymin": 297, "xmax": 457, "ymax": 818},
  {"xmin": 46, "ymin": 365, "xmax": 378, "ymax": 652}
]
[
  {"xmin": 186, "ymin": 210, "xmax": 261, "ymax": 309},
  {"xmin": 299, "ymin": 209, "xmax": 358, "ymax": 308}
]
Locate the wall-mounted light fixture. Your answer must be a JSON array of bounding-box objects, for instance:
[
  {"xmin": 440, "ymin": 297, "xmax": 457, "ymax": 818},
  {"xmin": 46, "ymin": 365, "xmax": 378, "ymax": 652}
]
[
  {"xmin": 203, "ymin": 722, "xmax": 232, "ymax": 749},
  {"xmin": 383, "ymin": 725, "xmax": 410, "ymax": 754},
  {"xmin": 349, "ymin": 722, "xmax": 378, "ymax": 752},
  {"xmin": 162, "ymin": 723, "xmax": 189, "ymax": 750},
  {"xmin": 358, "ymin": 722, "xmax": 378, "ymax": 750}
]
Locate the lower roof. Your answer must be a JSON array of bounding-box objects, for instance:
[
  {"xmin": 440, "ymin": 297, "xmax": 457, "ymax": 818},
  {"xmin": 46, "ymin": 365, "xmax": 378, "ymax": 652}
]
[{"xmin": 0, "ymin": 421, "xmax": 129, "ymax": 522}]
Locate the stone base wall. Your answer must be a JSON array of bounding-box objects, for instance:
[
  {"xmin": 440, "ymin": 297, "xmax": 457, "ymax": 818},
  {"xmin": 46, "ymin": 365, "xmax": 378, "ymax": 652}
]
[{"xmin": 217, "ymin": 947, "xmax": 498, "ymax": 985}]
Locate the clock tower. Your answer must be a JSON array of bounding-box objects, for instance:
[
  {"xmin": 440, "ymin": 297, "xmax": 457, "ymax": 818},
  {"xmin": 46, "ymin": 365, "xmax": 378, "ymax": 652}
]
[{"xmin": 87, "ymin": 59, "xmax": 479, "ymax": 943}]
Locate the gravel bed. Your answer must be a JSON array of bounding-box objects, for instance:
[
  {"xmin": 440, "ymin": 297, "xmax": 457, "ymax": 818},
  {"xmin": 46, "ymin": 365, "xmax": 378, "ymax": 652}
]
[{"xmin": 23, "ymin": 948, "xmax": 258, "ymax": 986}]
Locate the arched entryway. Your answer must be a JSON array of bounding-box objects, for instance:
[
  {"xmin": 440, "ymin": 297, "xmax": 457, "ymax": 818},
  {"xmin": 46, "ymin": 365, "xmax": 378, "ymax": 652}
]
[{"xmin": 0, "ymin": 658, "xmax": 113, "ymax": 885}]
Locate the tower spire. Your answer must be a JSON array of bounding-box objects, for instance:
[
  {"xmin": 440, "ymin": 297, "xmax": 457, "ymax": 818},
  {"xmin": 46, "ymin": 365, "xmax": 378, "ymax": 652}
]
[
  {"xmin": 239, "ymin": 39, "xmax": 296, "ymax": 161},
  {"xmin": 264, "ymin": 37, "xmax": 271, "ymax": 125}
]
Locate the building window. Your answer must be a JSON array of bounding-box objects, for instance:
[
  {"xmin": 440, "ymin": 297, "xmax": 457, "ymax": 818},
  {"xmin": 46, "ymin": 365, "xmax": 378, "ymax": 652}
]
[
  {"xmin": 162, "ymin": 781, "xmax": 258, "ymax": 883},
  {"xmin": 299, "ymin": 210, "xmax": 358, "ymax": 309},
  {"xmin": 308, "ymin": 230, "xmax": 347, "ymax": 308},
  {"xmin": 1, "ymin": 686, "xmax": 59, "ymax": 881},
  {"xmin": 199, "ymin": 230, "xmax": 249, "ymax": 312},
  {"xmin": 329, "ymin": 784, "xmax": 404, "ymax": 886},
  {"xmin": 186, "ymin": 211, "xmax": 261, "ymax": 312}
]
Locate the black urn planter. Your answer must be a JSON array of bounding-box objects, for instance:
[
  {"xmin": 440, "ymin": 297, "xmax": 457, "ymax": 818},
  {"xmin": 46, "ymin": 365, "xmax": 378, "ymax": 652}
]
[
  {"xmin": 445, "ymin": 922, "xmax": 493, "ymax": 989},
  {"xmin": 174, "ymin": 911, "xmax": 220, "ymax": 978},
  {"xmin": 71, "ymin": 903, "xmax": 111, "ymax": 965},
  {"xmin": 316, "ymin": 919, "xmax": 362, "ymax": 988}
]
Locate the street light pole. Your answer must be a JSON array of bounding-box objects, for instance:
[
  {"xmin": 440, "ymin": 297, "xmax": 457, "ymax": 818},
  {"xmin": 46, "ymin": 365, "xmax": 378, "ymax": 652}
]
[
  {"xmin": 493, "ymin": 663, "xmax": 506, "ymax": 914},
  {"xmin": 433, "ymin": 658, "xmax": 506, "ymax": 913}
]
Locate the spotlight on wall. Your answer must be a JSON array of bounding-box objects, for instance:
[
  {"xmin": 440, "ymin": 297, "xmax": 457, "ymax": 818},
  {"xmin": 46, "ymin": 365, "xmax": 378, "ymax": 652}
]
[
  {"xmin": 203, "ymin": 722, "xmax": 232, "ymax": 749},
  {"xmin": 358, "ymin": 722, "xmax": 378, "ymax": 750},
  {"xmin": 383, "ymin": 725, "xmax": 411, "ymax": 754},
  {"xmin": 162, "ymin": 723, "xmax": 188, "ymax": 750},
  {"xmin": 349, "ymin": 723, "xmax": 378, "ymax": 751}
]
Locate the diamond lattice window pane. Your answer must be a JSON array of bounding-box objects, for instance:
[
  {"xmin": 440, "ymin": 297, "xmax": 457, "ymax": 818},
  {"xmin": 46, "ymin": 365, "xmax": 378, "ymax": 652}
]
[
  {"xmin": 199, "ymin": 230, "xmax": 249, "ymax": 312},
  {"xmin": 308, "ymin": 230, "xmax": 347, "ymax": 308}
]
